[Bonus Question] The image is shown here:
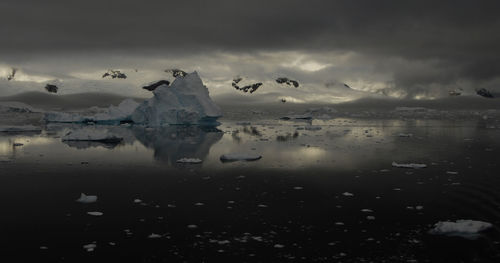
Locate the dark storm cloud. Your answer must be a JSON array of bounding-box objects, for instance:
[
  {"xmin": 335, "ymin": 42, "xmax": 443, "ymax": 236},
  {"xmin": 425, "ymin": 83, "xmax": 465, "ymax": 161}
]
[{"xmin": 1, "ymin": 0, "xmax": 500, "ymax": 98}]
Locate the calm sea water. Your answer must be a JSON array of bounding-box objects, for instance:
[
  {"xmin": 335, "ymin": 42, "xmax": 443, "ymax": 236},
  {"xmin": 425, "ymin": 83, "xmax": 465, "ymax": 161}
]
[{"xmin": 1, "ymin": 115, "xmax": 499, "ymax": 262}]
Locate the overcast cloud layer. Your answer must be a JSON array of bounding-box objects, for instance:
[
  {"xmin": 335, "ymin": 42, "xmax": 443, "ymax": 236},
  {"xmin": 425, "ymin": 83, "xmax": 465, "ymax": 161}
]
[{"xmin": 1, "ymin": 0, "xmax": 499, "ymax": 101}]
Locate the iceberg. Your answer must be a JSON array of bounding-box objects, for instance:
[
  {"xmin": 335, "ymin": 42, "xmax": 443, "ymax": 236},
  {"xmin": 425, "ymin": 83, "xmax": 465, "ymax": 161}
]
[
  {"xmin": 131, "ymin": 72, "xmax": 222, "ymax": 125},
  {"xmin": 45, "ymin": 99, "xmax": 140, "ymax": 124},
  {"xmin": 429, "ymin": 220, "xmax": 493, "ymax": 239},
  {"xmin": 43, "ymin": 72, "xmax": 221, "ymax": 126}
]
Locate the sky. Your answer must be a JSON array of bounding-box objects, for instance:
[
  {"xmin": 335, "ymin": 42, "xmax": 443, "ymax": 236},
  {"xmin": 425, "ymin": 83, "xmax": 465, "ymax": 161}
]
[{"xmin": 1, "ymin": 0, "xmax": 500, "ymax": 103}]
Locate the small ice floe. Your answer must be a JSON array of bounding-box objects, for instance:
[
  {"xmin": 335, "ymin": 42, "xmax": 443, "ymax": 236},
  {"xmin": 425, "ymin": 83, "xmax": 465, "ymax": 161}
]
[
  {"xmin": 83, "ymin": 243, "xmax": 96, "ymax": 252},
  {"xmin": 335, "ymin": 222, "xmax": 345, "ymax": 226},
  {"xmin": 361, "ymin": 209, "xmax": 374, "ymax": 213},
  {"xmin": 76, "ymin": 193, "xmax": 97, "ymax": 204},
  {"xmin": 293, "ymin": 186, "xmax": 304, "ymax": 190},
  {"xmin": 274, "ymin": 244, "xmax": 285, "ymax": 248},
  {"xmin": 398, "ymin": 133, "xmax": 413, "ymax": 137},
  {"xmin": 87, "ymin": 211, "xmax": 103, "ymax": 216},
  {"xmin": 366, "ymin": 216, "xmax": 376, "ymax": 220},
  {"xmin": 220, "ymin": 153, "xmax": 262, "ymax": 162},
  {"xmin": 392, "ymin": 162, "xmax": 427, "ymax": 169},
  {"xmin": 39, "ymin": 246, "xmax": 48, "ymax": 250},
  {"xmin": 62, "ymin": 128, "xmax": 123, "ymax": 143},
  {"xmin": 0, "ymin": 125, "xmax": 42, "ymax": 133},
  {"xmin": 342, "ymin": 192, "xmax": 354, "ymax": 197},
  {"xmin": 429, "ymin": 220, "xmax": 493, "ymax": 239},
  {"xmin": 148, "ymin": 233, "xmax": 162, "ymax": 239},
  {"xmin": 176, "ymin": 158, "xmax": 202, "ymax": 164},
  {"xmin": 133, "ymin": 199, "xmax": 142, "ymax": 203},
  {"xmin": 446, "ymin": 171, "xmax": 459, "ymax": 175},
  {"xmin": 187, "ymin": 224, "xmax": 198, "ymax": 229}
]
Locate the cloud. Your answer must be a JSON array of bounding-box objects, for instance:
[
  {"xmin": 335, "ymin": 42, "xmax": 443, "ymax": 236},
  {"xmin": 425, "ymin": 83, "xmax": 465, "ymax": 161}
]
[{"xmin": 1, "ymin": 0, "xmax": 499, "ymax": 100}]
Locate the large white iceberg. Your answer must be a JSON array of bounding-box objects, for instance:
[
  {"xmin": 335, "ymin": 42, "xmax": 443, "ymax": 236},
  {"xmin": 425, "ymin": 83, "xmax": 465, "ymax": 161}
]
[{"xmin": 131, "ymin": 72, "xmax": 222, "ymax": 126}]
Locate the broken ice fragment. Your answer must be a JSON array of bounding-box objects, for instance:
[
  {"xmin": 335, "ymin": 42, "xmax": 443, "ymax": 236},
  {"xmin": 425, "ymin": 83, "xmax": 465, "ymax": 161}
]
[
  {"xmin": 176, "ymin": 158, "xmax": 203, "ymax": 164},
  {"xmin": 392, "ymin": 162, "xmax": 427, "ymax": 169},
  {"xmin": 220, "ymin": 153, "xmax": 262, "ymax": 162},
  {"xmin": 83, "ymin": 243, "xmax": 97, "ymax": 252},
  {"xmin": 148, "ymin": 233, "xmax": 162, "ymax": 239},
  {"xmin": 274, "ymin": 244, "xmax": 285, "ymax": 248},
  {"xmin": 187, "ymin": 224, "xmax": 198, "ymax": 229},
  {"xmin": 87, "ymin": 211, "xmax": 103, "ymax": 216},
  {"xmin": 429, "ymin": 220, "xmax": 492, "ymax": 239},
  {"xmin": 76, "ymin": 193, "xmax": 97, "ymax": 204},
  {"xmin": 342, "ymin": 192, "xmax": 354, "ymax": 197}
]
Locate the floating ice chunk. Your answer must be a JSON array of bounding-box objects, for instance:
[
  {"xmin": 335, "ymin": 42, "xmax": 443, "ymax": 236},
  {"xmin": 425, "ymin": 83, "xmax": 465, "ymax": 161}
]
[
  {"xmin": 87, "ymin": 211, "xmax": 103, "ymax": 216},
  {"xmin": 398, "ymin": 133, "xmax": 413, "ymax": 137},
  {"xmin": 83, "ymin": 243, "xmax": 96, "ymax": 252},
  {"xmin": 342, "ymin": 192, "xmax": 354, "ymax": 197},
  {"xmin": 446, "ymin": 171, "xmax": 458, "ymax": 175},
  {"xmin": 429, "ymin": 220, "xmax": 492, "ymax": 239},
  {"xmin": 132, "ymin": 72, "xmax": 222, "ymax": 126},
  {"xmin": 0, "ymin": 125, "xmax": 42, "ymax": 133},
  {"xmin": 148, "ymin": 233, "xmax": 162, "ymax": 239},
  {"xmin": 361, "ymin": 209, "xmax": 374, "ymax": 213},
  {"xmin": 76, "ymin": 193, "xmax": 97, "ymax": 204},
  {"xmin": 187, "ymin": 224, "xmax": 198, "ymax": 229},
  {"xmin": 220, "ymin": 153, "xmax": 262, "ymax": 162},
  {"xmin": 392, "ymin": 162, "xmax": 427, "ymax": 169},
  {"xmin": 176, "ymin": 158, "xmax": 203, "ymax": 164},
  {"xmin": 274, "ymin": 244, "xmax": 285, "ymax": 248},
  {"xmin": 62, "ymin": 128, "xmax": 123, "ymax": 143}
]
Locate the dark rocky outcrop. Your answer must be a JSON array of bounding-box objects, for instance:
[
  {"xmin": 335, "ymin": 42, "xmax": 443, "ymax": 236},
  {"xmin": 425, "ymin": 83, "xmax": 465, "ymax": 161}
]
[
  {"xmin": 102, "ymin": 69, "xmax": 127, "ymax": 79},
  {"xmin": 276, "ymin": 77, "xmax": 299, "ymax": 88},
  {"xmin": 44, "ymin": 84, "xmax": 58, "ymax": 93},
  {"xmin": 6, "ymin": 68, "xmax": 17, "ymax": 81},
  {"xmin": 142, "ymin": 80, "xmax": 170, "ymax": 91},
  {"xmin": 165, "ymin": 69, "xmax": 187, "ymax": 78},
  {"xmin": 476, "ymin": 88, "xmax": 494, "ymax": 98}
]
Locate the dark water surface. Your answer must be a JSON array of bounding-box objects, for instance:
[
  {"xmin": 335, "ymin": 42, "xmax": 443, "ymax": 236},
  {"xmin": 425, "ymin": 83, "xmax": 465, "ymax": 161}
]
[{"xmin": 1, "ymin": 117, "xmax": 500, "ymax": 262}]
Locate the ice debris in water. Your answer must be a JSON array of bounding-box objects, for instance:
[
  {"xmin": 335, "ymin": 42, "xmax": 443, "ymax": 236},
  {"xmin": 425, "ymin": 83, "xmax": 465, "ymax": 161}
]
[
  {"xmin": 0, "ymin": 125, "xmax": 42, "ymax": 132},
  {"xmin": 62, "ymin": 128, "xmax": 123, "ymax": 143},
  {"xmin": 76, "ymin": 193, "xmax": 97, "ymax": 204},
  {"xmin": 87, "ymin": 211, "xmax": 103, "ymax": 216},
  {"xmin": 45, "ymin": 99, "xmax": 140, "ymax": 124},
  {"xmin": 131, "ymin": 72, "xmax": 222, "ymax": 126},
  {"xmin": 392, "ymin": 162, "xmax": 427, "ymax": 169},
  {"xmin": 220, "ymin": 153, "xmax": 262, "ymax": 162},
  {"xmin": 83, "ymin": 243, "xmax": 97, "ymax": 252},
  {"xmin": 429, "ymin": 220, "xmax": 493, "ymax": 239},
  {"xmin": 176, "ymin": 158, "xmax": 203, "ymax": 164},
  {"xmin": 148, "ymin": 233, "xmax": 162, "ymax": 239},
  {"xmin": 342, "ymin": 192, "xmax": 354, "ymax": 197}
]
